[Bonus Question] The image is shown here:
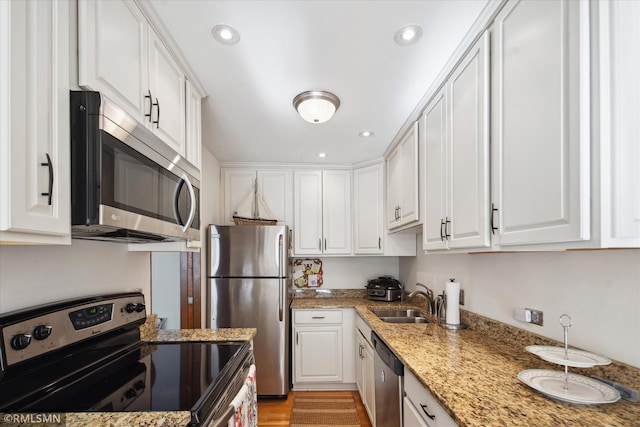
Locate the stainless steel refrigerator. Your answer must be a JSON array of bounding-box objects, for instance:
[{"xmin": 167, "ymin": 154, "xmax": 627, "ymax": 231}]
[{"xmin": 207, "ymin": 224, "xmax": 290, "ymax": 397}]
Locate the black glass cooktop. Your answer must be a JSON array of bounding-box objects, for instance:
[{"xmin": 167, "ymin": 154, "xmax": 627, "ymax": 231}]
[{"xmin": 0, "ymin": 341, "xmax": 247, "ymax": 413}]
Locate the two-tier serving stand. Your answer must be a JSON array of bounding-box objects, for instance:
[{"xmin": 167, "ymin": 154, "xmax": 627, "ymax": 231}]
[{"xmin": 517, "ymin": 314, "xmax": 620, "ymax": 404}]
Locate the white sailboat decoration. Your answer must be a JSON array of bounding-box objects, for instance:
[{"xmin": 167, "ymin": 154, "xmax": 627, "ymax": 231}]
[{"xmin": 233, "ymin": 179, "xmax": 278, "ymax": 225}]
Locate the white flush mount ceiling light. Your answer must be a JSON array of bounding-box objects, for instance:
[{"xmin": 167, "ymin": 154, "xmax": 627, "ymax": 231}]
[
  {"xmin": 394, "ymin": 24, "xmax": 423, "ymax": 46},
  {"xmin": 359, "ymin": 130, "xmax": 374, "ymax": 138},
  {"xmin": 293, "ymin": 90, "xmax": 340, "ymax": 124},
  {"xmin": 211, "ymin": 24, "xmax": 240, "ymax": 45}
]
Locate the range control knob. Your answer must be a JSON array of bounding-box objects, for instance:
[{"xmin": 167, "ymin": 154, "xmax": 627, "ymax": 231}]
[
  {"xmin": 124, "ymin": 388, "xmax": 138, "ymax": 399},
  {"xmin": 133, "ymin": 380, "xmax": 145, "ymax": 391},
  {"xmin": 125, "ymin": 303, "xmax": 137, "ymax": 313},
  {"xmin": 33, "ymin": 325, "xmax": 53, "ymax": 340},
  {"xmin": 11, "ymin": 334, "xmax": 32, "ymax": 350},
  {"xmin": 135, "ymin": 303, "xmax": 146, "ymax": 313}
]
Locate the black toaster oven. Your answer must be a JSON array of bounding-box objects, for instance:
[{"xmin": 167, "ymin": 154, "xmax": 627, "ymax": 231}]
[{"xmin": 366, "ymin": 276, "xmax": 403, "ymax": 301}]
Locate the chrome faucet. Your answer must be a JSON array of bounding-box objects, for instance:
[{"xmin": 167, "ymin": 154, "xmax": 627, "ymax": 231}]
[{"xmin": 408, "ymin": 282, "xmax": 435, "ymax": 315}]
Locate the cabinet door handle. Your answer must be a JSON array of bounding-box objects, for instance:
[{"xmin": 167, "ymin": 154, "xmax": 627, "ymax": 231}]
[
  {"xmin": 445, "ymin": 217, "xmax": 451, "ymax": 239},
  {"xmin": 318, "ymin": 238, "xmax": 322, "ymax": 251},
  {"xmin": 324, "ymin": 238, "xmax": 327, "ymax": 251},
  {"xmin": 152, "ymin": 98, "xmax": 160, "ymax": 128},
  {"xmin": 440, "ymin": 219, "xmax": 445, "ymax": 241},
  {"xmin": 420, "ymin": 404, "xmax": 436, "ymax": 420},
  {"xmin": 40, "ymin": 153, "xmax": 53, "ymax": 205},
  {"xmin": 491, "ymin": 203, "xmax": 499, "ymax": 235},
  {"xmin": 296, "ymin": 332, "xmax": 299, "ymax": 345},
  {"xmin": 144, "ymin": 90, "xmax": 153, "ymax": 121},
  {"xmin": 378, "ymin": 237, "xmax": 381, "ymax": 250}
]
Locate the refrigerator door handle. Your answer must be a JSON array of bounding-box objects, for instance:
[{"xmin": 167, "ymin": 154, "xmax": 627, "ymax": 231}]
[{"xmin": 278, "ymin": 234, "xmax": 284, "ymax": 322}]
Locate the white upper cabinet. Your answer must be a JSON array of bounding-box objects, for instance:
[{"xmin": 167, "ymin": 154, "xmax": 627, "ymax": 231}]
[
  {"xmin": 598, "ymin": 0, "xmax": 640, "ymax": 248},
  {"xmin": 355, "ymin": 162, "xmax": 416, "ymax": 256},
  {"xmin": 0, "ymin": 0, "xmax": 71, "ymax": 244},
  {"xmin": 386, "ymin": 122, "xmax": 420, "ymax": 231},
  {"xmin": 422, "ymin": 89, "xmax": 448, "ymax": 251},
  {"xmin": 354, "ymin": 164, "xmax": 384, "ymax": 254},
  {"xmin": 79, "ymin": 0, "xmax": 199, "ymax": 171},
  {"xmin": 186, "ymin": 80, "xmax": 202, "ymax": 170},
  {"xmin": 423, "ymin": 32, "xmax": 490, "ymax": 252},
  {"xmin": 293, "ymin": 170, "xmax": 351, "ymax": 255},
  {"xmin": 222, "ymin": 169, "xmax": 292, "ymax": 226},
  {"xmin": 78, "ymin": 0, "xmax": 148, "ymax": 123},
  {"xmin": 490, "ymin": 0, "xmax": 590, "ymax": 247},
  {"xmin": 148, "ymin": 27, "xmax": 186, "ymax": 155}
]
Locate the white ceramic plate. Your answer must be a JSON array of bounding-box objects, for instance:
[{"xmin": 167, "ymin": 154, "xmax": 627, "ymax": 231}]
[
  {"xmin": 517, "ymin": 369, "xmax": 620, "ymax": 404},
  {"xmin": 525, "ymin": 345, "xmax": 612, "ymax": 368}
]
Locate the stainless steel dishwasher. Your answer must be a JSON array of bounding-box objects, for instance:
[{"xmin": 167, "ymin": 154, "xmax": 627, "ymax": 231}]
[{"xmin": 372, "ymin": 331, "xmax": 404, "ymax": 427}]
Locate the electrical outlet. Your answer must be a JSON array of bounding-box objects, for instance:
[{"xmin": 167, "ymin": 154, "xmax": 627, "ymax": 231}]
[{"xmin": 527, "ymin": 308, "xmax": 543, "ymax": 326}]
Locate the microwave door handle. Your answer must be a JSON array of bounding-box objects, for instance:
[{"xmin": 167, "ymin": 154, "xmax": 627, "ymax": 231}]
[
  {"xmin": 173, "ymin": 179, "xmax": 186, "ymax": 226},
  {"xmin": 181, "ymin": 174, "xmax": 197, "ymax": 233}
]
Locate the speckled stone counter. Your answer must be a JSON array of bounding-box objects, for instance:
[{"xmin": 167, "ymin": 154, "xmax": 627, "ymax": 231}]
[
  {"xmin": 60, "ymin": 318, "xmax": 256, "ymax": 427},
  {"xmin": 291, "ymin": 297, "xmax": 640, "ymax": 427}
]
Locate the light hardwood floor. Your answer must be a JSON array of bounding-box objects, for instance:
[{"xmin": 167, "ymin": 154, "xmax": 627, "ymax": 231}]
[{"xmin": 258, "ymin": 390, "xmax": 373, "ymax": 426}]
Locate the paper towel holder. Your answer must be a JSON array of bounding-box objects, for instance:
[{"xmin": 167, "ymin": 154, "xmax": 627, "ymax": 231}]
[{"xmin": 436, "ymin": 291, "xmax": 467, "ymax": 331}]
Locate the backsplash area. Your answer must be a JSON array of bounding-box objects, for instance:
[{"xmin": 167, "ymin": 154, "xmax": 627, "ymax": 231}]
[
  {"xmin": 291, "ymin": 256, "xmax": 400, "ymax": 290},
  {"xmin": 400, "ymin": 248, "xmax": 640, "ymax": 368},
  {"xmin": 0, "ymin": 240, "xmax": 151, "ymax": 313}
]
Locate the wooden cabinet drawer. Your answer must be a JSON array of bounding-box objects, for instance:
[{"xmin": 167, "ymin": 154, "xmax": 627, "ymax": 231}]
[{"xmin": 294, "ymin": 309, "xmax": 343, "ymax": 324}]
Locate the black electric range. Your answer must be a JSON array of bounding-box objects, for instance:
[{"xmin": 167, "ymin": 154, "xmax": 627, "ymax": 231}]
[{"xmin": 0, "ymin": 292, "xmax": 252, "ymax": 426}]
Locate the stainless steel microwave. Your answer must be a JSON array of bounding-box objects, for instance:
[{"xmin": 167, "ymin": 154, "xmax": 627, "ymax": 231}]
[{"xmin": 70, "ymin": 91, "xmax": 200, "ymax": 243}]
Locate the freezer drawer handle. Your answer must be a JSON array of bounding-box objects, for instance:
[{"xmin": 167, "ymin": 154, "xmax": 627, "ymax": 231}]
[{"xmin": 420, "ymin": 404, "xmax": 436, "ymax": 420}]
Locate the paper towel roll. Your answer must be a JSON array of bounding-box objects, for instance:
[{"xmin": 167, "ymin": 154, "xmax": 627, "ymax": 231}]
[{"xmin": 445, "ymin": 280, "xmax": 460, "ymax": 325}]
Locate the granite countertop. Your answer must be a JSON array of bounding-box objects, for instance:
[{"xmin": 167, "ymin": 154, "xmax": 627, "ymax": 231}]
[
  {"xmin": 291, "ymin": 298, "xmax": 640, "ymax": 427},
  {"xmin": 62, "ymin": 317, "xmax": 256, "ymax": 427}
]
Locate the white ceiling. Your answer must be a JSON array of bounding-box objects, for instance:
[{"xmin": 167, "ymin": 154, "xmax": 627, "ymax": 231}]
[{"xmin": 148, "ymin": 0, "xmax": 488, "ymax": 165}]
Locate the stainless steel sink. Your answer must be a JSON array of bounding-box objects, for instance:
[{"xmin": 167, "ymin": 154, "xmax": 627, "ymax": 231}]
[
  {"xmin": 378, "ymin": 317, "xmax": 430, "ymax": 324},
  {"xmin": 371, "ymin": 308, "xmax": 430, "ymax": 324},
  {"xmin": 371, "ymin": 309, "xmax": 424, "ymax": 318}
]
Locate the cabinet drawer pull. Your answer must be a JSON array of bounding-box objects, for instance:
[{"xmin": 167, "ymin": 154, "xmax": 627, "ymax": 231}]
[
  {"xmin": 144, "ymin": 90, "xmax": 153, "ymax": 121},
  {"xmin": 311, "ymin": 316, "xmax": 325, "ymax": 320},
  {"xmin": 420, "ymin": 404, "xmax": 436, "ymax": 420},
  {"xmin": 40, "ymin": 153, "xmax": 53, "ymax": 205},
  {"xmin": 152, "ymin": 97, "xmax": 160, "ymax": 128},
  {"xmin": 491, "ymin": 203, "xmax": 499, "ymax": 235}
]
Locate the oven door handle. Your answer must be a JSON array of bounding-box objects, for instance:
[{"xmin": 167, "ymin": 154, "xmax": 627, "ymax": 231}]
[
  {"xmin": 278, "ymin": 234, "xmax": 284, "ymax": 322},
  {"xmin": 207, "ymin": 405, "xmax": 235, "ymax": 427}
]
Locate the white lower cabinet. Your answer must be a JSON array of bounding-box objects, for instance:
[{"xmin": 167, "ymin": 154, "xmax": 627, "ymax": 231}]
[
  {"xmin": 404, "ymin": 370, "xmax": 457, "ymax": 427},
  {"xmin": 292, "ymin": 309, "xmax": 355, "ymax": 390},
  {"xmin": 355, "ymin": 314, "xmax": 375, "ymax": 425}
]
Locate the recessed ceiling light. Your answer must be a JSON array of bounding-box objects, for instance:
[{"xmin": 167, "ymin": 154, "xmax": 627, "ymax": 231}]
[
  {"xmin": 211, "ymin": 24, "xmax": 240, "ymax": 45},
  {"xmin": 318, "ymin": 153, "xmax": 327, "ymax": 158},
  {"xmin": 359, "ymin": 131, "xmax": 374, "ymax": 138},
  {"xmin": 394, "ymin": 24, "xmax": 423, "ymax": 46}
]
